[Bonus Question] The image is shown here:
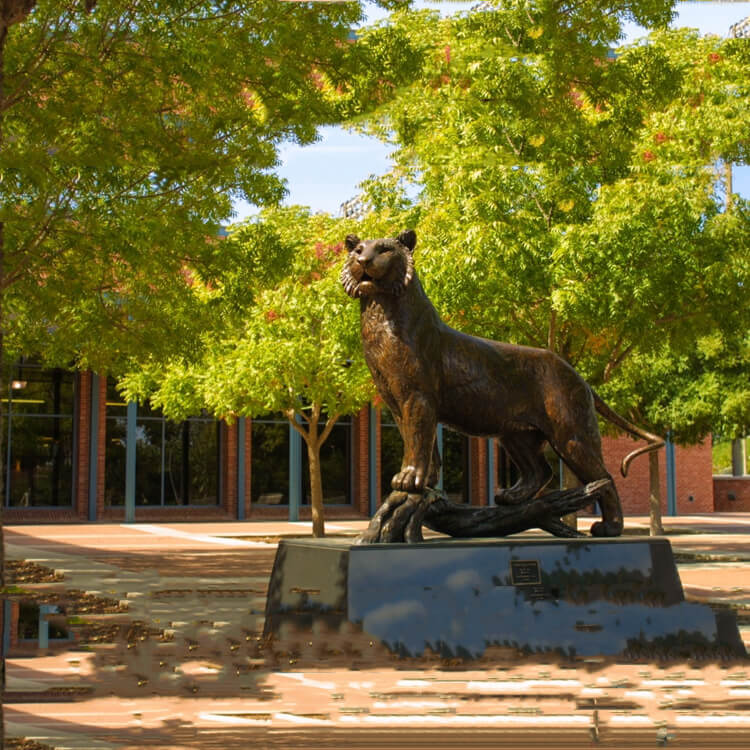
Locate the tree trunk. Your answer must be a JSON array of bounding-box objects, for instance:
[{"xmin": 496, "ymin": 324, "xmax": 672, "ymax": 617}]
[
  {"xmin": 287, "ymin": 407, "xmax": 341, "ymax": 540},
  {"xmin": 649, "ymin": 449, "xmax": 664, "ymax": 536},
  {"xmin": 306, "ymin": 435, "xmax": 325, "ymax": 538}
]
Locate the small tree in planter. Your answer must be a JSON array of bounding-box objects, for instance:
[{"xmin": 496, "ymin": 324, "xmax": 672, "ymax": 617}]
[{"xmin": 121, "ymin": 208, "xmax": 374, "ymax": 537}]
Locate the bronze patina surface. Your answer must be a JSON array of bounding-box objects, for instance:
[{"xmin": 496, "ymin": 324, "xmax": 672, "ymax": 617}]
[{"xmin": 341, "ymin": 230, "xmax": 662, "ymax": 540}]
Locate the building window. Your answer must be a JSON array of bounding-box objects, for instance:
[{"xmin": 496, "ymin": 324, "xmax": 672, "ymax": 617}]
[
  {"xmin": 2, "ymin": 362, "xmax": 75, "ymax": 508},
  {"xmin": 17, "ymin": 602, "xmax": 69, "ymax": 641},
  {"xmin": 442, "ymin": 427, "xmax": 469, "ymax": 503},
  {"xmin": 302, "ymin": 415, "xmax": 352, "ymax": 505},
  {"xmin": 105, "ymin": 383, "xmax": 127, "ymax": 507},
  {"xmin": 251, "ymin": 415, "xmax": 290, "ymax": 505},
  {"xmin": 250, "ymin": 413, "xmax": 354, "ymax": 507},
  {"xmin": 105, "ymin": 379, "xmax": 221, "ymax": 506}
]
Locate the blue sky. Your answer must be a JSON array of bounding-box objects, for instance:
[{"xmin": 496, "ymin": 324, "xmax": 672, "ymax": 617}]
[{"xmin": 232, "ymin": 1, "xmax": 750, "ymax": 220}]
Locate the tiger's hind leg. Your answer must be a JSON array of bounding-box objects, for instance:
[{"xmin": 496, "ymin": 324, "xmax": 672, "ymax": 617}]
[
  {"xmin": 494, "ymin": 429, "xmax": 554, "ymax": 505},
  {"xmin": 550, "ymin": 434, "xmax": 622, "ymax": 537}
]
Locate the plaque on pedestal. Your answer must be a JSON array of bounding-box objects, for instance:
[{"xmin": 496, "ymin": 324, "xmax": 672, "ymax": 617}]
[{"xmin": 263, "ymin": 537, "xmax": 745, "ymax": 660}]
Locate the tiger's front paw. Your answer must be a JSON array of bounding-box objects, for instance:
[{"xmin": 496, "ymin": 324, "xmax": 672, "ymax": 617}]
[
  {"xmin": 392, "ymin": 466, "xmax": 426, "ymax": 493},
  {"xmin": 590, "ymin": 519, "xmax": 623, "ymax": 537}
]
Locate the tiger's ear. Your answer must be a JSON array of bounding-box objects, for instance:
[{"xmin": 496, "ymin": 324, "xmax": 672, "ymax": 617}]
[
  {"xmin": 397, "ymin": 229, "xmax": 416, "ymax": 252},
  {"xmin": 344, "ymin": 234, "xmax": 361, "ymax": 252}
]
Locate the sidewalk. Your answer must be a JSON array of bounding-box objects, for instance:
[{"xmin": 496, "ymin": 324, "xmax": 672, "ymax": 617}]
[{"xmin": 4, "ymin": 515, "xmax": 750, "ymax": 748}]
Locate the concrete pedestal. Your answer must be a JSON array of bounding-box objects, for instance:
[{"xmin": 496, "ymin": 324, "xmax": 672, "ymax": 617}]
[{"xmin": 263, "ymin": 537, "xmax": 745, "ymax": 659}]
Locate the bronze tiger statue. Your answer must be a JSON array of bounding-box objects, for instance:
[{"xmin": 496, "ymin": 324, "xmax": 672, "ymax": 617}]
[{"xmin": 341, "ymin": 229, "xmax": 662, "ymax": 538}]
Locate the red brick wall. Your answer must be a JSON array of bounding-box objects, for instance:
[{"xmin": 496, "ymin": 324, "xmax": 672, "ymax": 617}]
[
  {"xmin": 673, "ymin": 440, "xmax": 715, "ymax": 514},
  {"xmin": 75, "ymin": 371, "xmax": 91, "ymax": 518},
  {"xmin": 225, "ymin": 422, "xmax": 238, "ymax": 519},
  {"xmin": 99, "ymin": 506, "xmax": 237, "ymax": 522},
  {"xmin": 5, "ymin": 383, "xmax": 721, "ymax": 524},
  {"xmin": 600, "ymin": 436, "xmax": 714, "ymax": 515},
  {"xmin": 375, "ymin": 407, "xmax": 383, "ymax": 508},
  {"xmin": 95, "ymin": 375, "xmax": 106, "ymax": 519},
  {"xmin": 470, "ymin": 437, "xmax": 488, "ymax": 506},
  {"xmin": 714, "ymin": 476, "xmax": 750, "ymax": 511},
  {"xmin": 9, "ymin": 600, "xmax": 20, "ymax": 650},
  {"xmin": 353, "ymin": 407, "xmax": 370, "ymax": 516}
]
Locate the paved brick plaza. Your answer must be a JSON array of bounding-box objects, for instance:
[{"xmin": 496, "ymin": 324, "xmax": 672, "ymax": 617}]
[{"xmin": 4, "ymin": 515, "xmax": 750, "ymax": 748}]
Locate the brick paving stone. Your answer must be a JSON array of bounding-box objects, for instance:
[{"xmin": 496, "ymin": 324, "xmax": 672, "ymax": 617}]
[{"xmin": 5, "ymin": 516, "xmax": 750, "ymax": 748}]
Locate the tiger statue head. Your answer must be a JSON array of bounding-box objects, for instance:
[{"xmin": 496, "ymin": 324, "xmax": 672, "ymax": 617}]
[{"xmin": 340, "ymin": 229, "xmax": 416, "ymax": 298}]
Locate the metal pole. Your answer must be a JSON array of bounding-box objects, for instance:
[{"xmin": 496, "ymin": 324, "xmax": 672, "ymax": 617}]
[
  {"xmin": 5, "ymin": 382, "xmax": 12, "ymax": 507},
  {"xmin": 665, "ymin": 432, "xmax": 677, "ymax": 516},
  {"xmin": 436, "ymin": 423, "xmax": 444, "ymax": 491},
  {"xmin": 125, "ymin": 401, "xmax": 137, "ymax": 523},
  {"xmin": 731, "ymin": 437, "xmax": 746, "ymax": 477},
  {"xmin": 487, "ymin": 438, "xmax": 495, "ymax": 505},
  {"xmin": 2, "ymin": 600, "xmax": 11, "ymax": 657},
  {"xmin": 38, "ymin": 604, "xmax": 55, "ymax": 649}
]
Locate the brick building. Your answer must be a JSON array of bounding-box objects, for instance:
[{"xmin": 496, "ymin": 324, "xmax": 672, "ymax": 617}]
[{"xmin": 3, "ymin": 361, "xmax": 718, "ymax": 526}]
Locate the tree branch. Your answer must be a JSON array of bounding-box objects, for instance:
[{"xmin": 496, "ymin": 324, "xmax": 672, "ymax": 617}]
[
  {"xmin": 319, "ymin": 411, "xmax": 340, "ymax": 446},
  {"xmin": 285, "ymin": 409, "xmax": 310, "ymax": 443},
  {"xmin": 547, "ymin": 308, "xmax": 557, "ymax": 352}
]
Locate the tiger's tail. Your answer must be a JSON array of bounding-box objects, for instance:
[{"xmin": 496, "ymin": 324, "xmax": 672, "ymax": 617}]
[{"xmin": 592, "ymin": 391, "xmax": 664, "ymax": 477}]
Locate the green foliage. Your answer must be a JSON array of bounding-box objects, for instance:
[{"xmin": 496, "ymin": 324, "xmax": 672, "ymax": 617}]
[
  {"xmin": 119, "ymin": 207, "xmax": 374, "ymax": 425},
  {"xmin": 1, "ymin": 0, "xmax": 420, "ymax": 372},
  {"xmin": 352, "ymin": 0, "xmax": 750, "ymax": 442},
  {"xmin": 118, "ymin": 205, "xmax": 375, "ymax": 536},
  {"xmin": 713, "ymin": 436, "xmax": 749, "ymax": 475},
  {"xmin": 600, "ymin": 332, "xmax": 750, "ymax": 443}
]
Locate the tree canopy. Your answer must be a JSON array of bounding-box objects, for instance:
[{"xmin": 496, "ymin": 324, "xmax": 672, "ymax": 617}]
[
  {"xmin": 352, "ymin": 0, "xmax": 750, "ymax": 439},
  {"xmin": 0, "ymin": 0, "xmax": 421, "ymax": 370},
  {"xmin": 120, "ymin": 207, "xmax": 375, "ymax": 536}
]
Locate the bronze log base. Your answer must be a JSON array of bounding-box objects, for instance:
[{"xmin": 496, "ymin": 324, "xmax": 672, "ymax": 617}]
[{"xmin": 356, "ymin": 479, "xmax": 611, "ymax": 544}]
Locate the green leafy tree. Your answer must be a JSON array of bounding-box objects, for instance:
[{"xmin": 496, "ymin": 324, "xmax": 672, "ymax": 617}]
[
  {"xmin": 354, "ymin": 3, "xmax": 750, "ymax": 425},
  {"xmin": 1, "ymin": 0, "xmax": 422, "ymax": 368},
  {"xmin": 350, "ymin": 1, "xmax": 749, "ymax": 531},
  {"xmin": 357, "ymin": 2, "xmax": 749, "ymax": 371},
  {"xmin": 0, "ymin": 0, "xmax": 422, "ymax": 589},
  {"xmin": 606, "ymin": 331, "xmax": 750, "ymax": 445},
  {"xmin": 120, "ymin": 208, "xmax": 375, "ymax": 538}
]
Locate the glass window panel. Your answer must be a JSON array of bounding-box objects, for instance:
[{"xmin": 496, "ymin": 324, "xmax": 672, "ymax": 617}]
[
  {"xmin": 442, "ymin": 427, "xmax": 468, "ymax": 504},
  {"xmin": 17, "ymin": 602, "xmax": 39, "ymax": 640},
  {"xmin": 137, "ymin": 419, "xmax": 165, "ymax": 506},
  {"xmin": 104, "ymin": 374, "xmax": 222, "ymax": 507},
  {"xmin": 161, "ymin": 417, "xmax": 221, "ymax": 506},
  {"xmin": 7, "ymin": 416, "xmax": 74, "ymax": 507},
  {"xmin": 105, "ymin": 379, "xmax": 128, "ymax": 417},
  {"xmin": 251, "ymin": 419, "xmax": 289, "ymax": 505},
  {"xmin": 186, "ymin": 420, "xmax": 220, "ymax": 505},
  {"xmin": 105, "ymin": 415, "xmax": 127, "ymax": 506},
  {"xmin": 6, "ymin": 364, "xmax": 74, "ymax": 416},
  {"xmin": 302, "ymin": 416, "xmax": 351, "ymax": 505}
]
